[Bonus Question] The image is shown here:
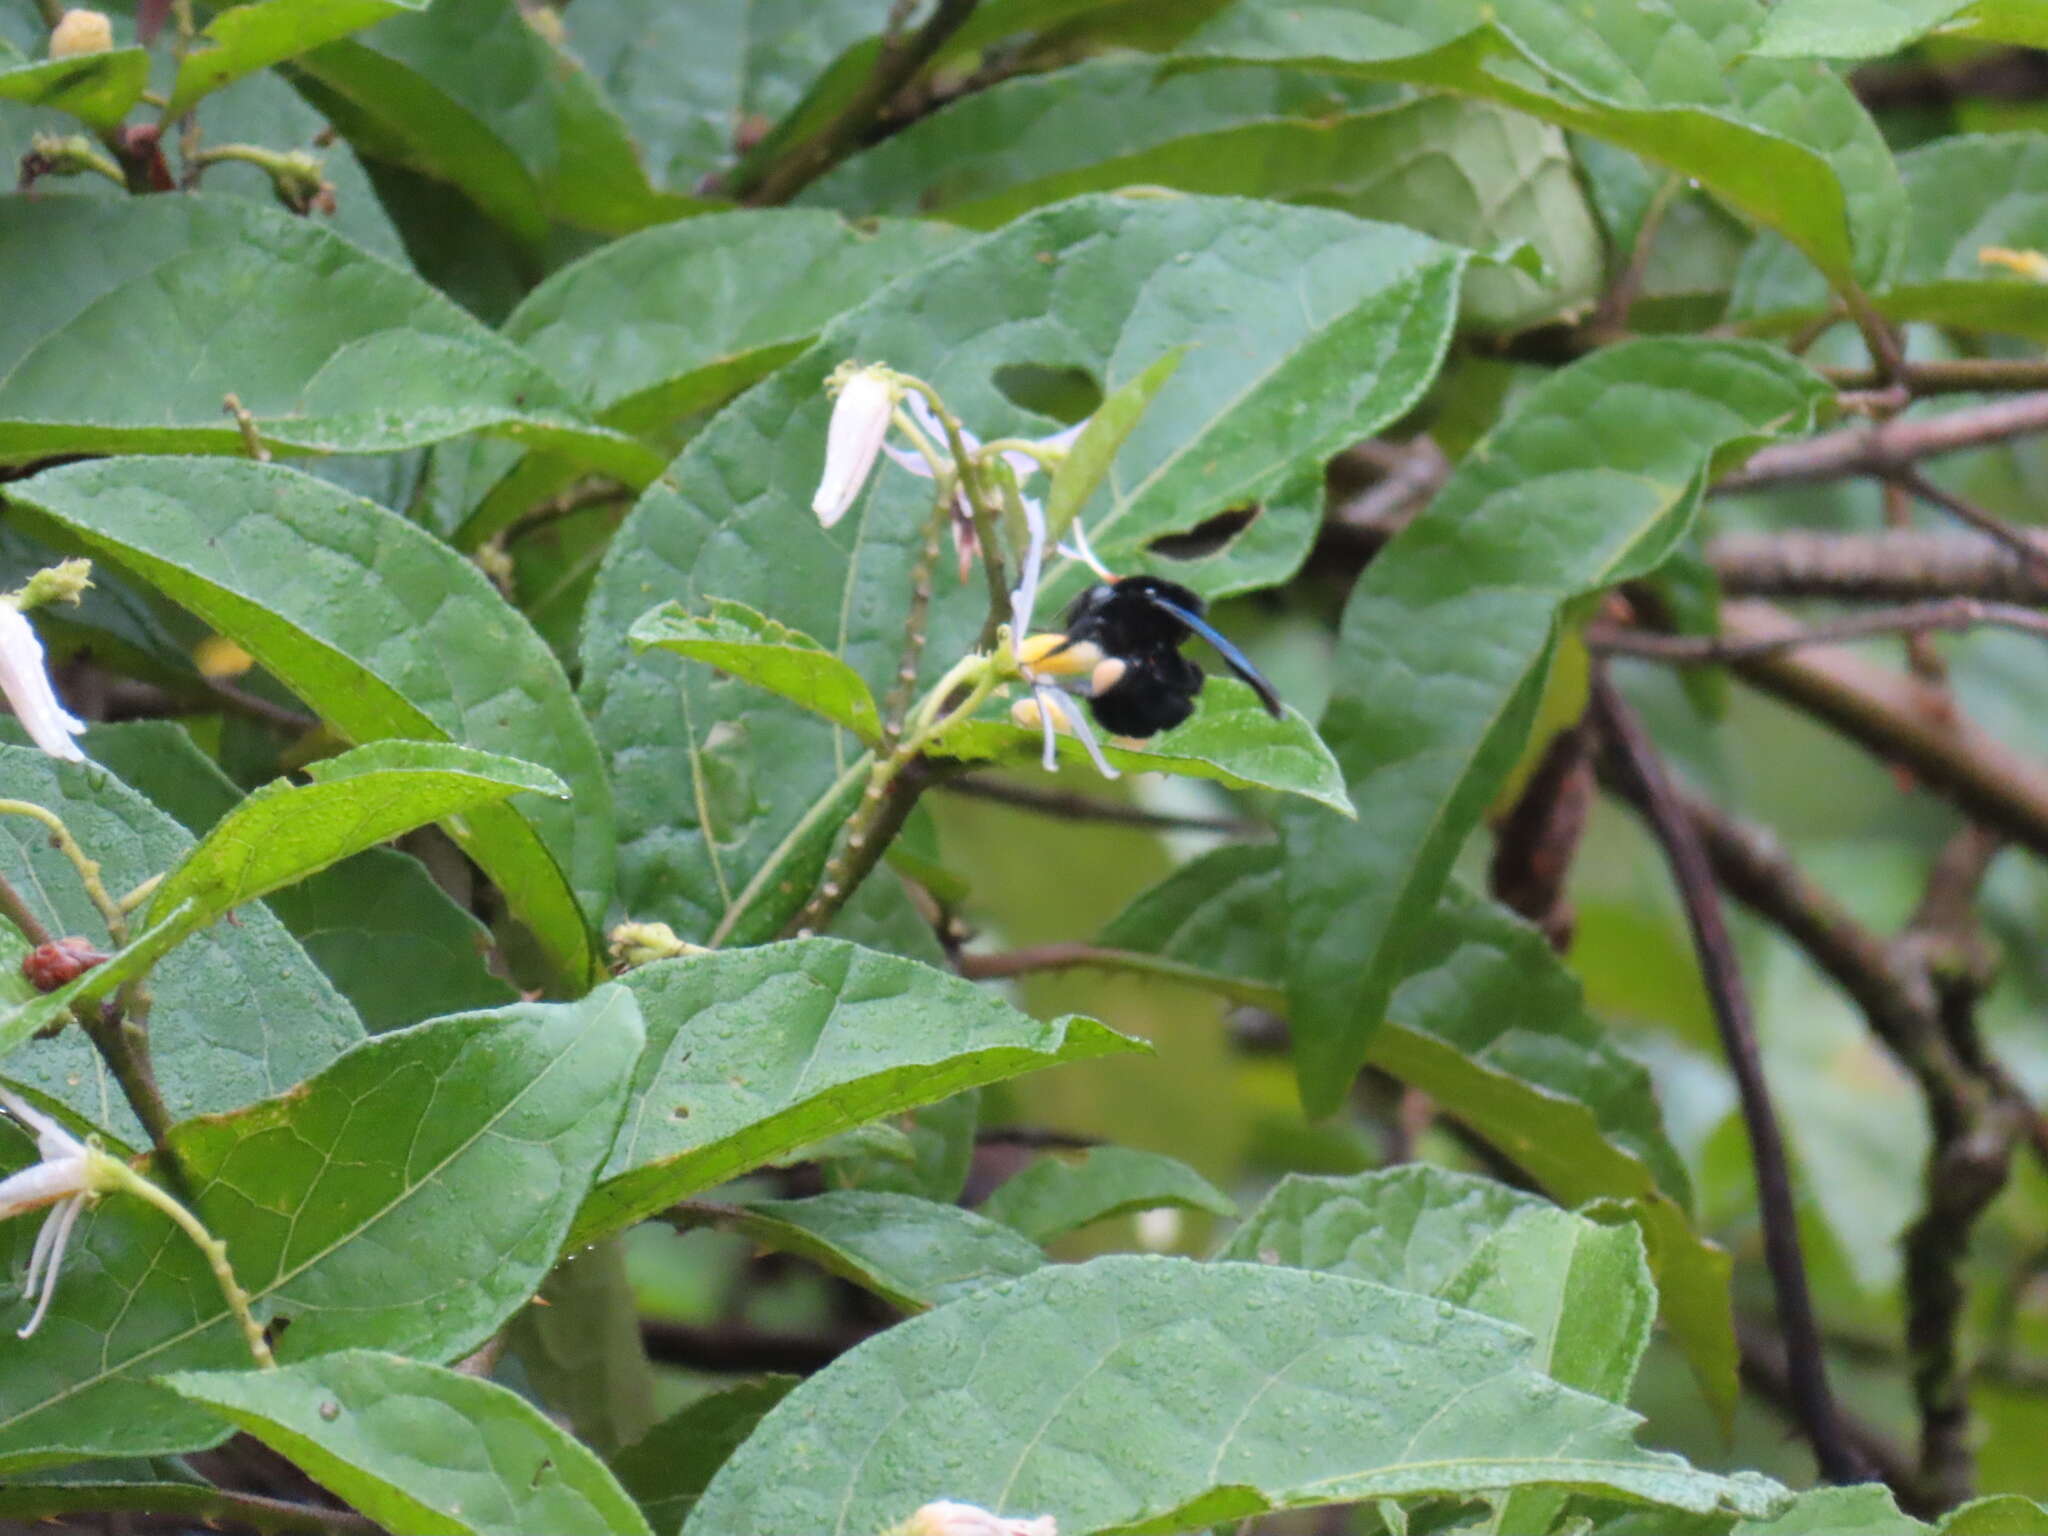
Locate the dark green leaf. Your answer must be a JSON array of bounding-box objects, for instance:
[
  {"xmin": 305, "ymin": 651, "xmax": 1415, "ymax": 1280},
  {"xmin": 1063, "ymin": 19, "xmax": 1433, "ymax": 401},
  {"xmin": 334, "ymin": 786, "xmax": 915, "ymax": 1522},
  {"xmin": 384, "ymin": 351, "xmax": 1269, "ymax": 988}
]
[
  {"xmin": 1184, "ymin": 0, "xmax": 1906, "ymax": 291},
  {"xmin": 505, "ymin": 1240, "xmax": 658, "ymax": 1458},
  {"xmin": 9, "ymin": 457, "xmax": 613, "ymax": 984},
  {"xmin": 1280, "ymin": 340, "xmax": 1826, "ymax": 1115},
  {"xmin": 629, "ymin": 600, "xmax": 882, "ymax": 744},
  {"xmin": 0, "ymin": 196, "xmax": 656, "ymax": 475},
  {"xmin": 146, "ymin": 740, "xmax": 565, "ymax": 932},
  {"xmin": 715, "ymin": 1190, "xmax": 1048, "ymax": 1309},
  {"xmin": 578, "ymin": 938, "xmax": 1144, "ymax": 1241},
  {"xmin": 579, "ymin": 195, "xmax": 1463, "ymax": 942},
  {"xmin": 163, "ymin": 1351, "xmax": 653, "ymax": 1536},
  {"xmin": 0, "ymin": 988, "xmax": 642, "ymax": 1469},
  {"xmin": 0, "ymin": 746, "xmax": 362, "ymax": 1138},
  {"xmin": 979, "ymin": 1146, "xmax": 1235, "ymax": 1244},
  {"xmin": 686, "ymin": 1255, "xmax": 1788, "ymax": 1533},
  {"xmin": 0, "ymin": 45, "xmax": 146, "ymax": 128},
  {"xmin": 609, "ymin": 1379, "xmax": 797, "ymax": 1536},
  {"xmin": 166, "ymin": 0, "xmax": 433, "ymax": 115}
]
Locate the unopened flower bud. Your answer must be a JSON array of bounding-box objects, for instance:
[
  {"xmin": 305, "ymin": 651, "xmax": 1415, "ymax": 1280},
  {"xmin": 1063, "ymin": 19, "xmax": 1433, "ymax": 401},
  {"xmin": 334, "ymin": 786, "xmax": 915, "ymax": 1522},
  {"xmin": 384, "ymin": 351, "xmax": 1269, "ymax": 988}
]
[
  {"xmin": 21, "ymin": 938, "xmax": 108, "ymax": 994},
  {"xmin": 47, "ymin": 9, "xmax": 112, "ymax": 57},
  {"xmin": 813, "ymin": 366, "xmax": 899, "ymax": 528},
  {"xmin": 606, "ymin": 920, "xmax": 704, "ymax": 970},
  {"xmin": 899, "ymin": 1501, "xmax": 1057, "ymax": 1536},
  {"xmin": 0, "ymin": 605, "xmax": 86, "ymax": 762}
]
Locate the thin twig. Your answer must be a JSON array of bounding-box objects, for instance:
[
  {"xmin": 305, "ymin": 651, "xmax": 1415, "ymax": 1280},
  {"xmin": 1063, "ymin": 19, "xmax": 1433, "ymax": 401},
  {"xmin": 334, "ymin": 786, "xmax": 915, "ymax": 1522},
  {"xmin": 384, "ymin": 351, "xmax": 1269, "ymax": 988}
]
[
  {"xmin": 1587, "ymin": 600, "xmax": 2048, "ymax": 663},
  {"xmin": 956, "ymin": 942, "xmax": 1283, "ymax": 1011},
  {"xmin": 1826, "ymin": 358, "xmax": 2048, "ymax": 394},
  {"xmin": 1896, "ymin": 467, "xmax": 2048, "ymax": 582},
  {"xmin": 1715, "ymin": 392, "xmax": 2048, "ymax": 493},
  {"xmin": 943, "ymin": 774, "xmax": 1264, "ymax": 836},
  {"xmin": 1708, "ymin": 529, "xmax": 2048, "ymax": 605},
  {"xmin": 739, "ymin": 0, "xmax": 981, "ymax": 205},
  {"xmin": 1736, "ymin": 1318, "xmax": 1918, "ymax": 1494},
  {"xmin": 0, "ymin": 1482, "xmax": 378, "ymax": 1534},
  {"xmin": 0, "ymin": 799, "xmax": 126, "ymax": 944},
  {"xmin": 1590, "ymin": 670, "xmax": 1862, "ymax": 1483},
  {"xmin": 0, "ymin": 863, "xmax": 55, "ymax": 949}
]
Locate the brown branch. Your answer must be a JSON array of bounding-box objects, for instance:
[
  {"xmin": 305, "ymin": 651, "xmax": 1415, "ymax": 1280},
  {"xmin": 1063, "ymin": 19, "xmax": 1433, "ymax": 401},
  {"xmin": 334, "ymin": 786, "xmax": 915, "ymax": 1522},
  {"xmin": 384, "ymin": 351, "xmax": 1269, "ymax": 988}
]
[
  {"xmin": 1715, "ymin": 601, "xmax": 2048, "ymax": 860},
  {"xmin": 0, "ymin": 863, "xmax": 55, "ymax": 949},
  {"xmin": 1708, "ymin": 529, "xmax": 2048, "ymax": 605},
  {"xmin": 1716, "ymin": 392, "xmax": 2048, "ymax": 493},
  {"xmin": 1736, "ymin": 1318, "xmax": 1918, "ymax": 1494},
  {"xmin": 738, "ymin": 0, "xmax": 980, "ymax": 205},
  {"xmin": 1587, "ymin": 600, "xmax": 2048, "ymax": 663},
  {"xmin": 1486, "ymin": 718, "xmax": 1593, "ymax": 950},
  {"xmin": 1897, "ymin": 467, "xmax": 2048, "ymax": 582},
  {"xmin": 1590, "ymin": 671, "xmax": 1862, "ymax": 1484},
  {"xmin": 0, "ymin": 1481, "xmax": 380, "ymax": 1534},
  {"xmin": 942, "ymin": 774, "xmax": 1264, "ymax": 836},
  {"xmin": 641, "ymin": 1317, "xmax": 873, "ymax": 1375},
  {"xmin": 1826, "ymin": 359, "xmax": 2048, "ymax": 395}
]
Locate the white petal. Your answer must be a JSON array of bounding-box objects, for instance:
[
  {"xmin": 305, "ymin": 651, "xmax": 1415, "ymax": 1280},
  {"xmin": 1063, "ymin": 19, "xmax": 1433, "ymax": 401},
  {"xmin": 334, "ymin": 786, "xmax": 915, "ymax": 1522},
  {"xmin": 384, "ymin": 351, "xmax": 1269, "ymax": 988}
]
[
  {"xmin": 1009, "ymin": 493, "xmax": 1048, "ymax": 647},
  {"xmin": 812, "ymin": 371, "xmax": 896, "ymax": 528},
  {"xmin": 18, "ymin": 1193, "xmax": 84, "ymax": 1337},
  {"xmin": 0, "ymin": 1085, "xmax": 86, "ymax": 1162},
  {"xmin": 904, "ymin": 391, "xmax": 978, "ymax": 454},
  {"xmin": 999, "ymin": 418, "xmax": 1086, "ymax": 483},
  {"xmin": 906, "ymin": 1503, "xmax": 1057, "ymax": 1536},
  {"xmin": 0, "ymin": 1156, "xmax": 90, "ymax": 1218},
  {"xmin": 0, "ymin": 606, "xmax": 85, "ymax": 761}
]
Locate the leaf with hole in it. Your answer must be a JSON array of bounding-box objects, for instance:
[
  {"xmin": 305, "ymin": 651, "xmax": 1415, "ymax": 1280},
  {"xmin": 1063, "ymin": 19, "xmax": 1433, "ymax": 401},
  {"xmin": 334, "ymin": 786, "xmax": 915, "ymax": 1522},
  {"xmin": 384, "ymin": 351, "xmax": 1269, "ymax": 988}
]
[
  {"xmin": 0, "ymin": 988, "xmax": 641, "ymax": 1471},
  {"xmin": 629, "ymin": 599, "xmax": 882, "ymax": 744},
  {"xmin": 1732, "ymin": 134, "xmax": 2048, "ymax": 341},
  {"xmin": 1281, "ymin": 340, "xmax": 1826, "ymax": 1118},
  {"xmin": 1040, "ymin": 348, "xmax": 1185, "ymax": 546},
  {"xmin": 1752, "ymin": 0, "xmax": 2048, "ymax": 57},
  {"xmin": 804, "ymin": 60, "xmax": 1602, "ymax": 331},
  {"xmin": 979, "ymin": 1145, "xmax": 1235, "ymax": 1244},
  {"xmin": 0, "ymin": 45, "xmax": 147, "ymax": 128},
  {"xmin": 686, "ymin": 1255, "xmax": 1788, "ymax": 1533},
  {"xmin": 295, "ymin": 0, "xmax": 698, "ymax": 242},
  {"xmin": 579, "ymin": 194, "xmax": 1460, "ymax": 943},
  {"xmin": 165, "ymin": 0, "xmax": 432, "ymax": 115},
  {"xmin": 0, "ymin": 746, "xmax": 362, "ymax": 1133},
  {"xmin": 709, "ymin": 1190, "xmax": 1049, "ymax": 1310},
  {"xmin": 931, "ymin": 680, "xmax": 1353, "ymax": 817},
  {"xmin": 608, "ymin": 1378, "xmax": 797, "ymax": 1536},
  {"xmin": 163, "ymin": 1351, "xmax": 653, "ymax": 1536},
  {"xmin": 1100, "ymin": 849, "xmax": 1736, "ymax": 1428},
  {"xmin": 146, "ymin": 741, "xmax": 565, "ymax": 932},
  {"xmin": 576, "ymin": 938, "xmax": 1144, "ymax": 1243},
  {"xmin": 1183, "ymin": 0, "xmax": 1905, "ymax": 292},
  {"xmin": 8, "ymin": 457, "xmax": 613, "ymax": 985},
  {"xmin": 0, "ymin": 196, "xmax": 655, "ymax": 477}
]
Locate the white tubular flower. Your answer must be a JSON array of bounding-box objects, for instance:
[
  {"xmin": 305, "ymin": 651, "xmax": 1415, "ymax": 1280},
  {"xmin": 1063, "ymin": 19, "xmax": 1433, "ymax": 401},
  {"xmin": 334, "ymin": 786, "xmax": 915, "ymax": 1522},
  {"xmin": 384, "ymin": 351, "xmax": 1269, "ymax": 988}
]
[
  {"xmin": 901, "ymin": 1500, "xmax": 1058, "ymax": 1536},
  {"xmin": 0, "ymin": 1086, "xmax": 98, "ymax": 1339},
  {"xmin": 0, "ymin": 605, "xmax": 85, "ymax": 762},
  {"xmin": 813, "ymin": 366, "xmax": 901, "ymax": 528}
]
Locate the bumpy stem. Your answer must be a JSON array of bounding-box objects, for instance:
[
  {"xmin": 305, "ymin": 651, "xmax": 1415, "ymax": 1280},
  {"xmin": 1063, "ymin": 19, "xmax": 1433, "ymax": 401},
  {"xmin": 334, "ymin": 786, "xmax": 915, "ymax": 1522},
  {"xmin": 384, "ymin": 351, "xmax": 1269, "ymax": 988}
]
[
  {"xmin": 0, "ymin": 800, "xmax": 127, "ymax": 945},
  {"xmin": 99, "ymin": 1155, "xmax": 274, "ymax": 1369}
]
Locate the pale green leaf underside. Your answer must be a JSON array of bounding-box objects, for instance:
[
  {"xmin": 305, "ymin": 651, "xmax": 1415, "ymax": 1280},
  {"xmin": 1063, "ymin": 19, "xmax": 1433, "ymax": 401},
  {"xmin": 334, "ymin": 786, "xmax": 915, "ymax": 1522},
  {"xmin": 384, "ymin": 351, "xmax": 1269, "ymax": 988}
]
[
  {"xmin": 164, "ymin": 1351, "xmax": 653, "ymax": 1536},
  {"xmin": 686, "ymin": 1256, "xmax": 1786, "ymax": 1535},
  {"xmin": 8, "ymin": 456, "xmax": 612, "ymax": 984},
  {"xmin": 166, "ymin": 0, "xmax": 433, "ymax": 115},
  {"xmin": 0, "ymin": 45, "xmax": 146, "ymax": 128},
  {"xmin": 979, "ymin": 1145, "xmax": 1236, "ymax": 1245},
  {"xmin": 1752, "ymin": 0, "xmax": 2048, "ymax": 57},
  {"xmin": 629, "ymin": 599, "xmax": 882, "ymax": 744},
  {"xmin": 1183, "ymin": 0, "xmax": 1905, "ymax": 291}
]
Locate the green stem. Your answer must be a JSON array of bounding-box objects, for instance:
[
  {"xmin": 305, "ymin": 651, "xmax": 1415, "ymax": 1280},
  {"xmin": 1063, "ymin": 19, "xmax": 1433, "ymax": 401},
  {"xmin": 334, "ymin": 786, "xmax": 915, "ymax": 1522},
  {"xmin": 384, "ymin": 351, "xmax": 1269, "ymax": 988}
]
[
  {"xmin": 99, "ymin": 1155, "xmax": 275, "ymax": 1369},
  {"xmin": 0, "ymin": 800, "xmax": 127, "ymax": 945}
]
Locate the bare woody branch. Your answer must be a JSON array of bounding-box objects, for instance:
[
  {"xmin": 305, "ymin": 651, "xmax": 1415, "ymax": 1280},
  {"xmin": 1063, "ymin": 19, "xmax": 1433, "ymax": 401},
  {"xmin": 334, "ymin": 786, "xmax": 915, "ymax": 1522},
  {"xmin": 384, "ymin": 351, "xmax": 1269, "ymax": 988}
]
[
  {"xmin": 1588, "ymin": 600, "xmax": 2048, "ymax": 663},
  {"xmin": 1715, "ymin": 392, "xmax": 2048, "ymax": 493},
  {"xmin": 1708, "ymin": 530, "xmax": 2048, "ymax": 605}
]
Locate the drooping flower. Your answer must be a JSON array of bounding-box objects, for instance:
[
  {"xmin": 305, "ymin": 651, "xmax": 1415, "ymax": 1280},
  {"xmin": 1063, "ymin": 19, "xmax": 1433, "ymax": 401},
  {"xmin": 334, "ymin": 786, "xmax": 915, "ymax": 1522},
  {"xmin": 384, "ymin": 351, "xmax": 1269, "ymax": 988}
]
[
  {"xmin": 0, "ymin": 1086, "xmax": 99, "ymax": 1338},
  {"xmin": 813, "ymin": 366, "xmax": 902, "ymax": 528},
  {"xmin": 0, "ymin": 604, "xmax": 86, "ymax": 762},
  {"xmin": 898, "ymin": 1499, "xmax": 1058, "ymax": 1536}
]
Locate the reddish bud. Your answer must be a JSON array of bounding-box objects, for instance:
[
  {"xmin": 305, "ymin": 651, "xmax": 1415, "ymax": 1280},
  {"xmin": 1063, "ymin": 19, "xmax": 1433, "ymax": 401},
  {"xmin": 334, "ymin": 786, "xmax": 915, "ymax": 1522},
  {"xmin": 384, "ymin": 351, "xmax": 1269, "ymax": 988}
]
[{"xmin": 21, "ymin": 938, "xmax": 107, "ymax": 993}]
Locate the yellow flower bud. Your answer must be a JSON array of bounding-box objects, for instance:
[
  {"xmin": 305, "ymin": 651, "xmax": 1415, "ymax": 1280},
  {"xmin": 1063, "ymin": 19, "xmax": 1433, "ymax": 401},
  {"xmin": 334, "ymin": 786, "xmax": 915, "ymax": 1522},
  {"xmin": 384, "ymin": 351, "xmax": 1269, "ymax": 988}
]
[{"xmin": 48, "ymin": 9, "xmax": 113, "ymax": 58}]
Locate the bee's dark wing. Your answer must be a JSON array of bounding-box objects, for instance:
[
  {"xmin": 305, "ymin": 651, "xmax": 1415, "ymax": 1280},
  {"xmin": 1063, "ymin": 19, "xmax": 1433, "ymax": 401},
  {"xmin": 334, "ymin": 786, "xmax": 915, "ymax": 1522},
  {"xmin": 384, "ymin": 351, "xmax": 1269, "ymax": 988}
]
[{"xmin": 1140, "ymin": 592, "xmax": 1284, "ymax": 719}]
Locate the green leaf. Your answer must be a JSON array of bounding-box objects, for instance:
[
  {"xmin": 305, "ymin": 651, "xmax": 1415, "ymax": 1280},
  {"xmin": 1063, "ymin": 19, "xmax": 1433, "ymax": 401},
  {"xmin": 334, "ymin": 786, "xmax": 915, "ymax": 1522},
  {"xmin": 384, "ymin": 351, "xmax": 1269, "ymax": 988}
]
[
  {"xmin": 1732, "ymin": 134, "xmax": 2048, "ymax": 341},
  {"xmin": 1099, "ymin": 851, "xmax": 1735, "ymax": 1425},
  {"xmin": 503, "ymin": 1241, "xmax": 658, "ymax": 1459},
  {"xmin": 0, "ymin": 988, "xmax": 642, "ymax": 1470},
  {"xmin": 805, "ymin": 62, "xmax": 1602, "ymax": 330},
  {"xmin": 1731, "ymin": 1485, "xmax": 1929, "ymax": 1533},
  {"xmin": 1281, "ymin": 340, "xmax": 1826, "ymax": 1115},
  {"xmin": 609, "ymin": 1379, "xmax": 797, "ymax": 1536},
  {"xmin": 685, "ymin": 1255, "xmax": 1788, "ymax": 1533},
  {"xmin": 1042, "ymin": 348, "xmax": 1184, "ymax": 546},
  {"xmin": 146, "ymin": 741, "xmax": 565, "ymax": 933},
  {"xmin": 0, "ymin": 746, "xmax": 363, "ymax": 1139},
  {"xmin": 710, "ymin": 1190, "xmax": 1048, "ymax": 1310},
  {"xmin": 579, "ymin": 194, "xmax": 1463, "ymax": 942},
  {"xmin": 629, "ymin": 599, "xmax": 882, "ymax": 744},
  {"xmin": 1752, "ymin": 0, "xmax": 2048, "ymax": 57},
  {"xmin": 577, "ymin": 938, "xmax": 1145, "ymax": 1241},
  {"xmin": 1939, "ymin": 1496, "xmax": 2048, "ymax": 1534},
  {"xmin": 9, "ymin": 457, "xmax": 614, "ymax": 984},
  {"xmin": 163, "ymin": 1351, "xmax": 653, "ymax": 1536},
  {"xmin": 1183, "ymin": 0, "xmax": 1905, "ymax": 292},
  {"xmin": 295, "ymin": 0, "xmax": 698, "ymax": 243},
  {"xmin": 166, "ymin": 0, "xmax": 432, "ymax": 116},
  {"xmin": 931, "ymin": 680, "xmax": 1353, "ymax": 817},
  {"xmin": 0, "ymin": 196, "xmax": 656, "ymax": 477},
  {"xmin": 978, "ymin": 1146, "xmax": 1235, "ymax": 1244},
  {"xmin": 80, "ymin": 721, "xmax": 514, "ymax": 1033},
  {"xmin": 0, "ymin": 45, "xmax": 147, "ymax": 128}
]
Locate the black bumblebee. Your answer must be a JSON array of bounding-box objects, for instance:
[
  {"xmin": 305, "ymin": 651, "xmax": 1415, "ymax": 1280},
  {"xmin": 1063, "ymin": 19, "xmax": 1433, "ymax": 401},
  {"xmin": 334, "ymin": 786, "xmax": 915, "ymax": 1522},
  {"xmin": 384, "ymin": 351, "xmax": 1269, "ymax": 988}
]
[{"xmin": 1056, "ymin": 575, "xmax": 1284, "ymax": 738}]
